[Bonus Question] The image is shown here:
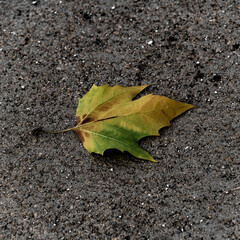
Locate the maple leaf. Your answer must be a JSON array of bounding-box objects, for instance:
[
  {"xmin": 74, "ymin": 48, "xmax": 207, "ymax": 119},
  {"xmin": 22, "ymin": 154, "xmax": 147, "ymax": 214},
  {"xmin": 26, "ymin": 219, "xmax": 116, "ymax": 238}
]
[{"xmin": 39, "ymin": 84, "xmax": 194, "ymax": 162}]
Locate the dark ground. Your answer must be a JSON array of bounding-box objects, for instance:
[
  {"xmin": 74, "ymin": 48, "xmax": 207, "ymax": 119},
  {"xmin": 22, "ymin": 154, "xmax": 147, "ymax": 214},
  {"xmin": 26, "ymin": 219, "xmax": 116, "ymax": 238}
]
[{"xmin": 0, "ymin": 0, "xmax": 239, "ymax": 239}]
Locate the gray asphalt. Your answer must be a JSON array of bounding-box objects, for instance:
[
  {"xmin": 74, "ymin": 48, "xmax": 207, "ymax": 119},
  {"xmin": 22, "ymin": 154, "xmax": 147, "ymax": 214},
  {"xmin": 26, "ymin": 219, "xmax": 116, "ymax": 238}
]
[{"xmin": 1, "ymin": 1, "xmax": 239, "ymax": 239}]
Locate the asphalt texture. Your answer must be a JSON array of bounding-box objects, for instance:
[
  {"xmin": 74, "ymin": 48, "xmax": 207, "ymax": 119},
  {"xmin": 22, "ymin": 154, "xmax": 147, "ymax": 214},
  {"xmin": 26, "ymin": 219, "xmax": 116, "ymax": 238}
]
[{"xmin": 1, "ymin": 1, "xmax": 239, "ymax": 239}]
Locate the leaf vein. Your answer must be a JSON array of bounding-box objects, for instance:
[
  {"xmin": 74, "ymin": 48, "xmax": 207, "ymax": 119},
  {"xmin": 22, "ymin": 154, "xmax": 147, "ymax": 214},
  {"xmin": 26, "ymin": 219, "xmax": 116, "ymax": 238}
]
[{"xmin": 82, "ymin": 128, "xmax": 138, "ymax": 151}]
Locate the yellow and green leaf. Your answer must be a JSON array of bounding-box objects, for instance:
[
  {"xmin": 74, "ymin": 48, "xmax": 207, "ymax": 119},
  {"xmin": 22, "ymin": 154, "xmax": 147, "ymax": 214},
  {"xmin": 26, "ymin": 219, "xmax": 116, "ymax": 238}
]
[{"xmin": 71, "ymin": 84, "xmax": 194, "ymax": 162}]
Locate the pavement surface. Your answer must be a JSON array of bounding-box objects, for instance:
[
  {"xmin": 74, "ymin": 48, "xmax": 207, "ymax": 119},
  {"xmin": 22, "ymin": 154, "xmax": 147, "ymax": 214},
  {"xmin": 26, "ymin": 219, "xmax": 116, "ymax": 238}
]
[{"xmin": 0, "ymin": 0, "xmax": 239, "ymax": 239}]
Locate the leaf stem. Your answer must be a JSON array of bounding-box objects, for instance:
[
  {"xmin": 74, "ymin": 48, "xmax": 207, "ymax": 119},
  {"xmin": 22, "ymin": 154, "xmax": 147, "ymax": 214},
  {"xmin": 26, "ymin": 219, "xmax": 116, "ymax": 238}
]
[
  {"xmin": 42, "ymin": 127, "xmax": 74, "ymax": 134},
  {"xmin": 31, "ymin": 127, "xmax": 74, "ymax": 135}
]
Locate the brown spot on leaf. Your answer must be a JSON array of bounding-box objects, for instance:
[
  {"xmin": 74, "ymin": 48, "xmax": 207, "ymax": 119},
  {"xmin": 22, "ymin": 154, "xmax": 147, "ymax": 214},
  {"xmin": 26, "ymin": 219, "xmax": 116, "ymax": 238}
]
[
  {"xmin": 84, "ymin": 124, "xmax": 94, "ymax": 130},
  {"xmin": 80, "ymin": 114, "xmax": 87, "ymax": 123},
  {"xmin": 98, "ymin": 103, "xmax": 113, "ymax": 112},
  {"xmin": 81, "ymin": 116, "xmax": 96, "ymax": 124},
  {"xmin": 76, "ymin": 116, "xmax": 81, "ymax": 124},
  {"xmin": 84, "ymin": 131, "xmax": 90, "ymax": 138},
  {"xmin": 74, "ymin": 129, "xmax": 85, "ymax": 143}
]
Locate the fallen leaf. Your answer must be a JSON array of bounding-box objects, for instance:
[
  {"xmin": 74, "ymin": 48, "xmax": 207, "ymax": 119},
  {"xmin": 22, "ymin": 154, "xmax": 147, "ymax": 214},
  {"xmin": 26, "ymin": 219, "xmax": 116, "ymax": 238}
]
[{"xmin": 41, "ymin": 84, "xmax": 194, "ymax": 162}]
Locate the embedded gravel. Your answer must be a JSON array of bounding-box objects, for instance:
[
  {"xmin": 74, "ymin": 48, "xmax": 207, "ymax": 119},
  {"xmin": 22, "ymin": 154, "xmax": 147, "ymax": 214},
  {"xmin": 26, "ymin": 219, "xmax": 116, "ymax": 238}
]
[{"xmin": 0, "ymin": 1, "xmax": 239, "ymax": 239}]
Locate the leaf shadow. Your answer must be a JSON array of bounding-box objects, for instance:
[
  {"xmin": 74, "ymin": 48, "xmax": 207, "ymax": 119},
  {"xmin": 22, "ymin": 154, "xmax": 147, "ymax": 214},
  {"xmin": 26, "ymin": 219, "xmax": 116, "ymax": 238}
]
[{"xmin": 91, "ymin": 149, "xmax": 145, "ymax": 168}]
